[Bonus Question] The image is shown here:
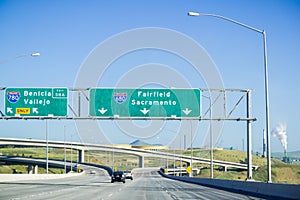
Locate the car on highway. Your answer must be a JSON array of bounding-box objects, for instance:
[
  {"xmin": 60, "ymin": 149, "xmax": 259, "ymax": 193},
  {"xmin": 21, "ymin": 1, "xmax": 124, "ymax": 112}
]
[
  {"xmin": 124, "ymin": 170, "xmax": 133, "ymax": 180},
  {"xmin": 111, "ymin": 171, "xmax": 126, "ymax": 183}
]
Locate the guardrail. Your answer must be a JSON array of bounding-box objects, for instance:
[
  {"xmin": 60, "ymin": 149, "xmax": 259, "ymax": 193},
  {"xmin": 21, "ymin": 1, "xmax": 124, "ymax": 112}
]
[{"xmin": 159, "ymin": 170, "xmax": 300, "ymax": 199}]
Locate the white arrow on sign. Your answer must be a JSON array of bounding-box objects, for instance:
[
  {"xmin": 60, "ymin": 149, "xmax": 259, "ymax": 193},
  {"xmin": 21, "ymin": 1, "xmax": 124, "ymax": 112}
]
[
  {"xmin": 7, "ymin": 107, "xmax": 13, "ymax": 114},
  {"xmin": 33, "ymin": 108, "xmax": 39, "ymax": 114},
  {"xmin": 98, "ymin": 108, "xmax": 107, "ymax": 115},
  {"xmin": 140, "ymin": 108, "xmax": 150, "ymax": 115},
  {"xmin": 182, "ymin": 108, "xmax": 192, "ymax": 115}
]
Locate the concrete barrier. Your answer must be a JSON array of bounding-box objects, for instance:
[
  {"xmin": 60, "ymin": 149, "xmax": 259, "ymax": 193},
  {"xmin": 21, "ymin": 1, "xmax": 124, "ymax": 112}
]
[
  {"xmin": 0, "ymin": 172, "xmax": 84, "ymax": 182},
  {"xmin": 159, "ymin": 171, "xmax": 300, "ymax": 199}
]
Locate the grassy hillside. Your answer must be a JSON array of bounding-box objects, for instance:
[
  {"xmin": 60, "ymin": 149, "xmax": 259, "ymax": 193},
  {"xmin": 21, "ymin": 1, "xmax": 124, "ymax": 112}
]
[
  {"xmin": 193, "ymin": 149, "xmax": 300, "ymax": 184},
  {"xmin": 253, "ymin": 159, "xmax": 300, "ymax": 184}
]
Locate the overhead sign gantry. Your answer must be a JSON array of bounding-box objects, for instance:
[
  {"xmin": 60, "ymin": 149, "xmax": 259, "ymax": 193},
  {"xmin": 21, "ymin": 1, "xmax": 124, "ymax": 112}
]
[{"xmin": 0, "ymin": 87, "xmax": 255, "ymax": 121}]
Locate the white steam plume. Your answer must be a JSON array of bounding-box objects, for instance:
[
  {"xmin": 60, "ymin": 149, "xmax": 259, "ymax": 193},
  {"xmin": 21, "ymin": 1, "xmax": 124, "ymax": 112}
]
[{"xmin": 271, "ymin": 123, "xmax": 287, "ymax": 151}]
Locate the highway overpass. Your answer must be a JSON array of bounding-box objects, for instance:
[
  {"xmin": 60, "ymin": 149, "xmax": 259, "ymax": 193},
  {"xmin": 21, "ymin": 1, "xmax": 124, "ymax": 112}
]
[
  {"xmin": 0, "ymin": 155, "xmax": 112, "ymax": 175},
  {"xmin": 0, "ymin": 137, "xmax": 258, "ymax": 172}
]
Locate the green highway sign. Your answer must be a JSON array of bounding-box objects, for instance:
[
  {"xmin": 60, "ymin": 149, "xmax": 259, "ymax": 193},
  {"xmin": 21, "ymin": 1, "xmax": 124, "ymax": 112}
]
[
  {"xmin": 5, "ymin": 88, "xmax": 68, "ymax": 116},
  {"xmin": 89, "ymin": 88, "xmax": 200, "ymax": 118}
]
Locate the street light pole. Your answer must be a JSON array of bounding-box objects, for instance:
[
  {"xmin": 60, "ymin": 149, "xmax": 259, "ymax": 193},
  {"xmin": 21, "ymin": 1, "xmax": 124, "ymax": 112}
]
[
  {"xmin": 188, "ymin": 12, "xmax": 271, "ymax": 182},
  {"xmin": 190, "ymin": 120, "xmax": 193, "ymax": 177},
  {"xmin": 202, "ymin": 94, "xmax": 213, "ymax": 178},
  {"xmin": 64, "ymin": 125, "xmax": 66, "ymax": 174},
  {"xmin": 70, "ymin": 133, "xmax": 73, "ymax": 172},
  {"xmin": 262, "ymin": 31, "xmax": 272, "ymax": 182},
  {"xmin": 180, "ymin": 134, "xmax": 183, "ymax": 176},
  {"xmin": 209, "ymin": 98, "xmax": 213, "ymax": 179}
]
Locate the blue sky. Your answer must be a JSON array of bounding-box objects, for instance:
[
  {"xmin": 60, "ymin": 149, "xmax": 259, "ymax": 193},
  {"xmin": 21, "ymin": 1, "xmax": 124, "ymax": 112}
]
[{"xmin": 0, "ymin": 0, "xmax": 300, "ymax": 153}]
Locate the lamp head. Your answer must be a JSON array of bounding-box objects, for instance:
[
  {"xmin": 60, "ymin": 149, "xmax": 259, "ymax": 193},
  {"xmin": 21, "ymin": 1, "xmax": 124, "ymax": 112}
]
[
  {"xmin": 188, "ymin": 12, "xmax": 200, "ymax": 16},
  {"xmin": 31, "ymin": 53, "xmax": 40, "ymax": 57}
]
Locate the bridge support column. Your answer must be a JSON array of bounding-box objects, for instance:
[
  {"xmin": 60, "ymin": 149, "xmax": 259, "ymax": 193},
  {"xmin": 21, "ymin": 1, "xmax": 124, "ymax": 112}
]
[
  {"xmin": 34, "ymin": 165, "xmax": 38, "ymax": 174},
  {"xmin": 224, "ymin": 166, "xmax": 227, "ymax": 172},
  {"xmin": 27, "ymin": 164, "xmax": 33, "ymax": 174},
  {"xmin": 138, "ymin": 156, "xmax": 144, "ymax": 168},
  {"xmin": 78, "ymin": 149, "xmax": 85, "ymax": 163}
]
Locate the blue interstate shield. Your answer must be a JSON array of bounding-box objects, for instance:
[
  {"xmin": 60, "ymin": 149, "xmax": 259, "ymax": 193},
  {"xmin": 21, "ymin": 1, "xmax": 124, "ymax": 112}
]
[
  {"xmin": 7, "ymin": 91, "xmax": 21, "ymax": 103},
  {"xmin": 113, "ymin": 92, "xmax": 127, "ymax": 104}
]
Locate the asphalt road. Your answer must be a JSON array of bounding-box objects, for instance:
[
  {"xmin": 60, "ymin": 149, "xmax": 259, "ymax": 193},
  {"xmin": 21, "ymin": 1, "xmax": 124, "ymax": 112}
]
[{"xmin": 0, "ymin": 168, "xmax": 268, "ymax": 200}]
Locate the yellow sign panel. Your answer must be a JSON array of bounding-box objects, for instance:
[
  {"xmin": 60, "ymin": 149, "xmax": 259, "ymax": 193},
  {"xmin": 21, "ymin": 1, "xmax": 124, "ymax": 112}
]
[
  {"xmin": 16, "ymin": 108, "xmax": 30, "ymax": 114},
  {"xmin": 186, "ymin": 166, "xmax": 191, "ymax": 173},
  {"xmin": 113, "ymin": 166, "xmax": 118, "ymax": 172}
]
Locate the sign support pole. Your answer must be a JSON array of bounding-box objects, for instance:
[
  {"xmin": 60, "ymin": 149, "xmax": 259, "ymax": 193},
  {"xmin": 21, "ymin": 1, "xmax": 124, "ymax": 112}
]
[{"xmin": 46, "ymin": 120, "xmax": 49, "ymax": 174}]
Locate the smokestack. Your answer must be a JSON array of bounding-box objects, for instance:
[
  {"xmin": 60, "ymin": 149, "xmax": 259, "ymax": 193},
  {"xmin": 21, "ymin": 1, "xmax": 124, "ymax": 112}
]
[
  {"xmin": 284, "ymin": 149, "xmax": 287, "ymax": 158},
  {"xmin": 262, "ymin": 129, "xmax": 267, "ymax": 157},
  {"xmin": 283, "ymin": 149, "xmax": 290, "ymax": 163}
]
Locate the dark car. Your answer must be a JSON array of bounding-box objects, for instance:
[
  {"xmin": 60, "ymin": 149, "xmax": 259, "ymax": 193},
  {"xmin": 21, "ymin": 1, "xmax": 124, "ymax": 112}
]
[
  {"xmin": 124, "ymin": 170, "xmax": 133, "ymax": 180},
  {"xmin": 111, "ymin": 171, "xmax": 126, "ymax": 183}
]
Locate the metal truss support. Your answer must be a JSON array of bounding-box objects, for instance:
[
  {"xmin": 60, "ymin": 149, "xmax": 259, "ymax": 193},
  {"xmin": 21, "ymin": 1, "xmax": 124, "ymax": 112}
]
[{"xmin": 246, "ymin": 90, "xmax": 253, "ymax": 180}]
